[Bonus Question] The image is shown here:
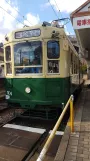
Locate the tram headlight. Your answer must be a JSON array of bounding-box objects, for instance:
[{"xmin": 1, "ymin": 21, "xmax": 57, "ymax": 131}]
[{"xmin": 25, "ymin": 87, "xmax": 31, "ymax": 93}]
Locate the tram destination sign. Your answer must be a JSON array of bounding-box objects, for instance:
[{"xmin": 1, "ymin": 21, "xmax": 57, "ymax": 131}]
[{"xmin": 15, "ymin": 29, "xmax": 41, "ymax": 39}]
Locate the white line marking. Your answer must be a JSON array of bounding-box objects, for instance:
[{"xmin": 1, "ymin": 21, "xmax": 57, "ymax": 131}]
[
  {"xmin": 3, "ymin": 124, "xmax": 45, "ymax": 134},
  {"xmin": 49, "ymin": 130, "xmax": 64, "ymax": 135},
  {"xmin": 3, "ymin": 124, "xmax": 64, "ymax": 135}
]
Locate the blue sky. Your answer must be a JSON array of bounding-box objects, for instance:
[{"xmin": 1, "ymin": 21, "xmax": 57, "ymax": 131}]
[
  {"xmin": 17, "ymin": 0, "xmax": 75, "ymax": 34},
  {"xmin": 0, "ymin": 0, "xmax": 87, "ymax": 41}
]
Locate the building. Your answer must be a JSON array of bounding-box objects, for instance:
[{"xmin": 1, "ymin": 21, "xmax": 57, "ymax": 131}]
[
  {"xmin": 68, "ymin": 35, "xmax": 80, "ymax": 53},
  {"xmin": 70, "ymin": 0, "xmax": 90, "ymax": 58},
  {"xmin": 68, "ymin": 35, "xmax": 87, "ymax": 66},
  {"xmin": 70, "ymin": 0, "xmax": 90, "ymax": 75}
]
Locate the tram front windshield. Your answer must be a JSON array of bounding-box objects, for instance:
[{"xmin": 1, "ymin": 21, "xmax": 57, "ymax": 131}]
[{"xmin": 14, "ymin": 41, "xmax": 42, "ymax": 74}]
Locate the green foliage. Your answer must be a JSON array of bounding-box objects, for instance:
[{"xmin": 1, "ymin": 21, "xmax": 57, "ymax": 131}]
[{"xmin": 81, "ymin": 64, "xmax": 87, "ymax": 73}]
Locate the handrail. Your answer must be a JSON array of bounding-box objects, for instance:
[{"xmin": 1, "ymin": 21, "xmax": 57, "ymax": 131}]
[{"xmin": 36, "ymin": 95, "xmax": 74, "ymax": 161}]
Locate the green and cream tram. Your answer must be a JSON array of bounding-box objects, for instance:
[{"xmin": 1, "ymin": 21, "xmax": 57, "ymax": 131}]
[{"xmin": 4, "ymin": 22, "xmax": 83, "ymax": 119}]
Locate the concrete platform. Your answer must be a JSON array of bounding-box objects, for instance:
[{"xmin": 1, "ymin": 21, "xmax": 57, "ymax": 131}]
[
  {"xmin": 0, "ymin": 146, "xmax": 26, "ymax": 161},
  {"xmin": 30, "ymin": 135, "xmax": 62, "ymax": 161},
  {"xmin": 0, "ymin": 123, "xmax": 62, "ymax": 161},
  {"xmin": 0, "ymin": 126, "xmax": 41, "ymax": 161},
  {"xmin": 55, "ymin": 88, "xmax": 90, "ymax": 161}
]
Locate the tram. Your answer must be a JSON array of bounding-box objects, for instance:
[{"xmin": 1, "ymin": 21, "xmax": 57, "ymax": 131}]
[{"xmin": 4, "ymin": 21, "xmax": 83, "ymax": 119}]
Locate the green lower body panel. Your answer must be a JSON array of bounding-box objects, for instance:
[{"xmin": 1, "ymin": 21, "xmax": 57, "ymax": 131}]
[{"xmin": 5, "ymin": 78, "xmax": 70, "ymax": 109}]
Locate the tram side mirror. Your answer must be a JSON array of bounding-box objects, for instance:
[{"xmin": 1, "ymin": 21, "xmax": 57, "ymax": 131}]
[
  {"xmin": 5, "ymin": 36, "xmax": 9, "ymax": 41},
  {"xmin": 63, "ymin": 39, "xmax": 69, "ymax": 51},
  {"xmin": 1, "ymin": 64, "xmax": 4, "ymax": 67}
]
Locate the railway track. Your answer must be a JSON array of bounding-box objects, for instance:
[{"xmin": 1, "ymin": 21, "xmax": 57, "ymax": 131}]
[
  {"xmin": 0, "ymin": 95, "xmax": 78, "ymax": 161},
  {"xmin": 22, "ymin": 129, "xmax": 50, "ymax": 161},
  {"xmin": 0, "ymin": 99, "xmax": 65, "ymax": 161},
  {"xmin": 9, "ymin": 117, "xmax": 63, "ymax": 161},
  {"xmin": 0, "ymin": 106, "xmax": 26, "ymax": 127},
  {"xmin": 0, "ymin": 115, "xmax": 63, "ymax": 161},
  {"xmin": 0, "ymin": 100, "xmax": 8, "ymax": 111},
  {"xmin": 0, "ymin": 95, "xmax": 80, "ymax": 161}
]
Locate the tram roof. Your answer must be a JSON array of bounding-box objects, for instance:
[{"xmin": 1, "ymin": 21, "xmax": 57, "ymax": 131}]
[
  {"xmin": 4, "ymin": 23, "xmax": 65, "ymax": 44},
  {"xmin": 4, "ymin": 23, "xmax": 82, "ymax": 60}
]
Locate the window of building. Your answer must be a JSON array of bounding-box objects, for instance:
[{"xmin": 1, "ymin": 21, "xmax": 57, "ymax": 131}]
[{"xmin": 88, "ymin": 6, "xmax": 90, "ymax": 11}]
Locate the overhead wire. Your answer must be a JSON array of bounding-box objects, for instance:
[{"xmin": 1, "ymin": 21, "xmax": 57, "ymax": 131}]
[
  {"xmin": 5, "ymin": 0, "xmax": 33, "ymax": 25},
  {"xmin": 48, "ymin": 0, "xmax": 59, "ymax": 19},
  {"xmin": 53, "ymin": 0, "xmax": 70, "ymax": 34},
  {"xmin": 53, "ymin": 0, "xmax": 63, "ymax": 18},
  {"xmin": 0, "ymin": 5, "xmax": 24, "ymax": 25}
]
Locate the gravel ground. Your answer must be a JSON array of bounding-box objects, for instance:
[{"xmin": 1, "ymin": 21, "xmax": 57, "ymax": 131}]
[{"xmin": 0, "ymin": 108, "xmax": 25, "ymax": 125}]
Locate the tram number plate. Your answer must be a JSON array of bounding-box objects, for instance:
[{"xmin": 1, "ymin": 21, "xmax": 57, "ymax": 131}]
[
  {"xmin": 7, "ymin": 91, "xmax": 12, "ymax": 96},
  {"xmin": 6, "ymin": 91, "xmax": 12, "ymax": 100}
]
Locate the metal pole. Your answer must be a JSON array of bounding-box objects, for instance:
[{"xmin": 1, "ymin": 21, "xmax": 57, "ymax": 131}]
[
  {"xmin": 70, "ymin": 95, "xmax": 74, "ymax": 132},
  {"xmin": 36, "ymin": 96, "xmax": 72, "ymax": 161}
]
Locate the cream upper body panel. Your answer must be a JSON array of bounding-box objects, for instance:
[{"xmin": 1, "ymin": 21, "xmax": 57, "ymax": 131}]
[
  {"xmin": 3, "ymin": 24, "xmax": 82, "ymax": 78},
  {"xmin": 4, "ymin": 25, "xmax": 65, "ymax": 45}
]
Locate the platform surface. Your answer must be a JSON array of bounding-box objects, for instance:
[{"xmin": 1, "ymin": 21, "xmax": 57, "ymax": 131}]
[
  {"xmin": 0, "ymin": 122, "xmax": 62, "ymax": 161},
  {"xmin": 0, "ymin": 126, "xmax": 41, "ymax": 161},
  {"xmin": 55, "ymin": 87, "xmax": 90, "ymax": 161}
]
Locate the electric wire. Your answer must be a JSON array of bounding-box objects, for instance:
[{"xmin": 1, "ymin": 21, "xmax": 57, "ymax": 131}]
[
  {"xmin": 48, "ymin": 0, "xmax": 59, "ymax": 19},
  {"xmin": 53, "ymin": 0, "xmax": 70, "ymax": 34},
  {"xmin": 53, "ymin": 0, "xmax": 63, "ymax": 18},
  {"xmin": 0, "ymin": 5, "xmax": 24, "ymax": 25},
  {"xmin": 5, "ymin": 0, "xmax": 33, "ymax": 25}
]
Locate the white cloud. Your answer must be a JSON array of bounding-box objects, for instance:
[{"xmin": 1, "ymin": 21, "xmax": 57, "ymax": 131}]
[
  {"xmin": 0, "ymin": 0, "xmax": 40, "ymax": 42},
  {"xmin": 64, "ymin": 25, "xmax": 69, "ymax": 35},
  {"xmin": 45, "ymin": 0, "xmax": 86, "ymax": 13},
  {"xmin": 0, "ymin": 33, "xmax": 5, "ymax": 42},
  {"xmin": 64, "ymin": 25, "xmax": 70, "ymax": 35},
  {"xmin": 0, "ymin": 0, "xmax": 19, "ymax": 41},
  {"xmin": 16, "ymin": 13, "xmax": 40, "ymax": 28},
  {"xmin": 24, "ymin": 13, "xmax": 40, "ymax": 26}
]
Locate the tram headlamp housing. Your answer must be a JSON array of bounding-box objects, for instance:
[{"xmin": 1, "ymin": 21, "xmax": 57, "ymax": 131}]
[
  {"xmin": 52, "ymin": 30, "xmax": 59, "ymax": 38},
  {"xmin": 25, "ymin": 87, "xmax": 31, "ymax": 93}
]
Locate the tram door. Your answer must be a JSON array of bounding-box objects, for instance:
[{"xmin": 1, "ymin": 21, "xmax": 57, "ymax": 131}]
[{"xmin": 47, "ymin": 40, "xmax": 60, "ymax": 74}]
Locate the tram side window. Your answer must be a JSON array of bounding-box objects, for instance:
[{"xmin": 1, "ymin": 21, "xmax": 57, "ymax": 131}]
[
  {"xmin": 76, "ymin": 59, "xmax": 78, "ymax": 74},
  {"xmin": 47, "ymin": 41, "xmax": 59, "ymax": 73},
  {"xmin": 5, "ymin": 46, "xmax": 12, "ymax": 74},
  {"xmin": 70, "ymin": 52, "xmax": 73, "ymax": 74},
  {"xmin": 5, "ymin": 46, "xmax": 11, "ymax": 61},
  {"xmin": 74, "ymin": 59, "xmax": 77, "ymax": 74},
  {"xmin": 6, "ymin": 63, "xmax": 12, "ymax": 74},
  {"xmin": 74, "ymin": 60, "xmax": 76, "ymax": 74}
]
